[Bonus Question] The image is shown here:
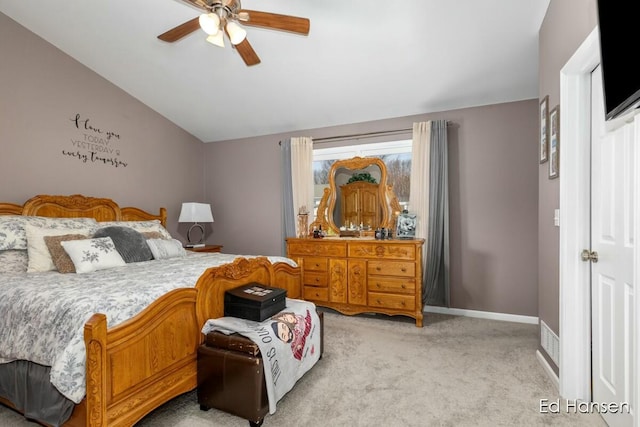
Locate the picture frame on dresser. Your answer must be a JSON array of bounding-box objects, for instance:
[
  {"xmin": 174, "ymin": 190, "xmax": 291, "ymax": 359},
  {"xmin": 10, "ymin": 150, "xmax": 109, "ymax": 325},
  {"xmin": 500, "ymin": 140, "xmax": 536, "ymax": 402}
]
[{"xmin": 395, "ymin": 211, "xmax": 417, "ymax": 239}]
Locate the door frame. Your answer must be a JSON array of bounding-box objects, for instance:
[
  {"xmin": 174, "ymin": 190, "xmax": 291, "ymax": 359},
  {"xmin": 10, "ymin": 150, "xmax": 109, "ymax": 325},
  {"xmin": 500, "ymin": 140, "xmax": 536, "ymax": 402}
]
[
  {"xmin": 558, "ymin": 26, "xmax": 599, "ymax": 402},
  {"xmin": 559, "ymin": 26, "xmax": 640, "ymax": 418}
]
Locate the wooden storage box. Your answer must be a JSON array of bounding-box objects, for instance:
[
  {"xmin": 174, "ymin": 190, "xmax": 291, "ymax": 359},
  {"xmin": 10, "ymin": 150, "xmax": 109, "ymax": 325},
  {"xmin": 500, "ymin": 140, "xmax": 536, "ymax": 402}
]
[{"xmin": 224, "ymin": 283, "xmax": 287, "ymax": 322}]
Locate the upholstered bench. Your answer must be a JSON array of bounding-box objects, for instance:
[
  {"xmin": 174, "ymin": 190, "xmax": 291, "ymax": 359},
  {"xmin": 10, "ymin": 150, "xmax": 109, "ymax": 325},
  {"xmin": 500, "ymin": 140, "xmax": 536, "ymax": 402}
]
[{"xmin": 198, "ymin": 311, "xmax": 324, "ymax": 427}]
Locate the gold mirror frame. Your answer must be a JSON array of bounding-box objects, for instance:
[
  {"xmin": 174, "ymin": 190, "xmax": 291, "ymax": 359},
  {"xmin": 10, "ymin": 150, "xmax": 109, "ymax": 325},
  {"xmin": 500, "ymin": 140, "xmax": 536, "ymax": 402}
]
[{"xmin": 310, "ymin": 157, "xmax": 402, "ymax": 235}]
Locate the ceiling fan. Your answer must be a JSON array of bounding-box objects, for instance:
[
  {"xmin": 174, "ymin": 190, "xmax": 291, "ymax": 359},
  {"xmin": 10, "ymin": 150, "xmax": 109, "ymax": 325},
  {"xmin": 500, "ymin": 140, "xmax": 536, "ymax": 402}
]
[{"xmin": 158, "ymin": 0, "xmax": 310, "ymax": 66}]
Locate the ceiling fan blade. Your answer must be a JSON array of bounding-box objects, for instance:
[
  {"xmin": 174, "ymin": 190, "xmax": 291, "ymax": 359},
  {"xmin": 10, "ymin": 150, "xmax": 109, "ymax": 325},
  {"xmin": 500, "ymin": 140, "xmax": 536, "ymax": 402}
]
[
  {"xmin": 234, "ymin": 38, "xmax": 261, "ymax": 66},
  {"xmin": 178, "ymin": 0, "xmax": 209, "ymax": 11},
  {"xmin": 158, "ymin": 17, "xmax": 200, "ymax": 42},
  {"xmin": 239, "ymin": 10, "xmax": 310, "ymax": 35}
]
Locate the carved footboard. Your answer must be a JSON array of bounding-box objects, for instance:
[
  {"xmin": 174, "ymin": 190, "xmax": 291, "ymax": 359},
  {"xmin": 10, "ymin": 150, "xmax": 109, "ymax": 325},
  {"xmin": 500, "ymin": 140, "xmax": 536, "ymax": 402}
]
[{"xmin": 66, "ymin": 257, "xmax": 301, "ymax": 427}]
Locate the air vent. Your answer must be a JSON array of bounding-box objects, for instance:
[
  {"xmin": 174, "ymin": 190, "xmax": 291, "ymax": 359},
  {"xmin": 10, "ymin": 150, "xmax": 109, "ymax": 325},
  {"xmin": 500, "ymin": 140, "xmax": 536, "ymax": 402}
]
[{"xmin": 540, "ymin": 321, "xmax": 559, "ymax": 366}]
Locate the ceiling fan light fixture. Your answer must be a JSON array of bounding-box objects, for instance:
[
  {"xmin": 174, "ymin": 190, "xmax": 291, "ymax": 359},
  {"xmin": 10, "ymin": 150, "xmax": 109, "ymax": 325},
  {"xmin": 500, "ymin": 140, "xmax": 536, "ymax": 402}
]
[
  {"xmin": 226, "ymin": 21, "xmax": 247, "ymax": 45},
  {"xmin": 206, "ymin": 31, "xmax": 225, "ymax": 48},
  {"xmin": 199, "ymin": 13, "xmax": 220, "ymax": 35}
]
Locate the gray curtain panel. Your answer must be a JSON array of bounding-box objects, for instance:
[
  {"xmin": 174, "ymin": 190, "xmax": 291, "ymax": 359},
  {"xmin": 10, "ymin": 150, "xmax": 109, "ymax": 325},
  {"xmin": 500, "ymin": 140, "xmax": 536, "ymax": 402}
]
[
  {"xmin": 423, "ymin": 120, "xmax": 450, "ymax": 306},
  {"xmin": 281, "ymin": 139, "xmax": 296, "ymax": 255}
]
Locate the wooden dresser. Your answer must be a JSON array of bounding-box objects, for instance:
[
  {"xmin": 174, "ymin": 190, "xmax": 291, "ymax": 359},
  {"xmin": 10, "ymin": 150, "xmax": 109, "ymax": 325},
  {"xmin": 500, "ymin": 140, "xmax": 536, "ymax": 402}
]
[{"xmin": 286, "ymin": 237, "xmax": 424, "ymax": 327}]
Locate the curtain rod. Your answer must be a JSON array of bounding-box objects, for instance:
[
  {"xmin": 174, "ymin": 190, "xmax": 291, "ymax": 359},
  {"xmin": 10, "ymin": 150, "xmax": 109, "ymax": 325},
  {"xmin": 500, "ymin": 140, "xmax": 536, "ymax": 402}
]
[
  {"xmin": 279, "ymin": 121, "xmax": 452, "ymax": 145},
  {"xmin": 313, "ymin": 128, "xmax": 413, "ymax": 144}
]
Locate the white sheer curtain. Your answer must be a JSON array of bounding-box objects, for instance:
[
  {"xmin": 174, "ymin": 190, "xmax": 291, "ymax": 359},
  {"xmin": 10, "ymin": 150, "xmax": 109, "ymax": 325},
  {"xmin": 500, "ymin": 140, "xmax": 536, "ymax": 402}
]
[
  {"xmin": 409, "ymin": 122, "xmax": 431, "ymax": 245},
  {"xmin": 290, "ymin": 137, "xmax": 314, "ymax": 237}
]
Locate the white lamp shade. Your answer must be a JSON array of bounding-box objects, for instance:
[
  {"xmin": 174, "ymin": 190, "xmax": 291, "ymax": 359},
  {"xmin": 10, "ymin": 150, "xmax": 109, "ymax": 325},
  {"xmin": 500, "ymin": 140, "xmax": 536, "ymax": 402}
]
[
  {"xmin": 206, "ymin": 31, "xmax": 225, "ymax": 48},
  {"xmin": 226, "ymin": 21, "xmax": 247, "ymax": 45},
  {"xmin": 199, "ymin": 13, "xmax": 220, "ymax": 35},
  {"xmin": 178, "ymin": 202, "xmax": 214, "ymax": 223}
]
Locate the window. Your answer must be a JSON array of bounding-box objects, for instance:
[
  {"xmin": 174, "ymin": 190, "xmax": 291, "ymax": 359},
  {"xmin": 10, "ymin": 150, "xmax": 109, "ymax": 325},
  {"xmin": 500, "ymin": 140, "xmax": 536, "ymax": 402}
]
[{"xmin": 312, "ymin": 140, "xmax": 412, "ymax": 215}]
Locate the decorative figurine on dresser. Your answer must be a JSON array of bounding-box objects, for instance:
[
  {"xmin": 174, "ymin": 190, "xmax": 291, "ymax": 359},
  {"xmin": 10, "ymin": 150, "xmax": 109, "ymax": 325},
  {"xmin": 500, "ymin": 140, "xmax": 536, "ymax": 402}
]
[{"xmin": 286, "ymin": 156, "xmax": 425, "ymax": 327}]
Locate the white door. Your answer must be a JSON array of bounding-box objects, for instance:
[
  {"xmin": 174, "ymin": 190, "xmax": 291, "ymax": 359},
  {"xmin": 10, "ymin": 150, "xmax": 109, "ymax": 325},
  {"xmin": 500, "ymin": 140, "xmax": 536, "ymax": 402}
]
[{"xmin": 590, "ymin": 65, "xmax": 635, "ymax": 427}]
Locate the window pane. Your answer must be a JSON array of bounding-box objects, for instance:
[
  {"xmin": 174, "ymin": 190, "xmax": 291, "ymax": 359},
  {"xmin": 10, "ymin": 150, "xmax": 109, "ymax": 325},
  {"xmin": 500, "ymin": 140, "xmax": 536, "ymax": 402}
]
[
  {"xmin": 312, "ymin": 140, "xmax": 412, "ymax": 215},
  {"xmin": 378, "ymin": 153, "xmax": 411, "ymax": 211}
]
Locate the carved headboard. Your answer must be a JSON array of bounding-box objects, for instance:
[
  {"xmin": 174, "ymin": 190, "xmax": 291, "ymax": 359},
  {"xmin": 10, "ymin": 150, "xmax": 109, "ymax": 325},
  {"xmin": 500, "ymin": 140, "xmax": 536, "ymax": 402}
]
[{"xmin": 0, "ymin": 194, "xmax": 167, "ymax": 226}]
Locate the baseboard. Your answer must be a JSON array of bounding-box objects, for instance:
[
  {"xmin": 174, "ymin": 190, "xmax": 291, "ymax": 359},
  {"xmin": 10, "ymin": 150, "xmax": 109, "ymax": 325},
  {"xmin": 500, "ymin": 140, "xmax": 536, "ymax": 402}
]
[
  {"xmin": 536, "ymin": 350, "xmax": 560, "ymax": 391},
  {"xmin": 423, "ymin": 305, "xmax": 538, "ymax": 325}
]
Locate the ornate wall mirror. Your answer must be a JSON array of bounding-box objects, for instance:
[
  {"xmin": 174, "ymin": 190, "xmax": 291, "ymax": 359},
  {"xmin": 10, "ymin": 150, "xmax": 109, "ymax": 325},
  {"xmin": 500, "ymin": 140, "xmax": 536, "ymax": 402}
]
[{"xmin": 311, "ymin": 157, "xmax": 402, "ymax": 235}]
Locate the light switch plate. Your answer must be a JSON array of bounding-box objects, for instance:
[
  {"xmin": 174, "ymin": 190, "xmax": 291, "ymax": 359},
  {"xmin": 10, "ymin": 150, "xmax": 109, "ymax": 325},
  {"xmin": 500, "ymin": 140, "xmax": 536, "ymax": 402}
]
[{"xmin": 554, "ymin": 209, "xmax": 560, "ymax": 227}]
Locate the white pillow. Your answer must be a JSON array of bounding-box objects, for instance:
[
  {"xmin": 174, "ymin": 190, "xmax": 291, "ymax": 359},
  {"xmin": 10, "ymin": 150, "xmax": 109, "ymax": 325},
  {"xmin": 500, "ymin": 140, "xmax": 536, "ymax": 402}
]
[
  {"xmin": 146, "ymin": 238, "xmax": 187, "ymax": 260},
  {"xmin": 25, "ymin": 224, "xmax": 91, "ymax": 272},
  {"xmin": 61, "ymin": 237, "xmax": 126, "ymax": 274}
]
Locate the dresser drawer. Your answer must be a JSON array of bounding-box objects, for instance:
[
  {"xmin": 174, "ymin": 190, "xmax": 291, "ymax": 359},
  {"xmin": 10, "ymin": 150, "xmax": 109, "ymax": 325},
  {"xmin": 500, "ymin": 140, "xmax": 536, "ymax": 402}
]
[
  {"xmin": 304, "ymin": 286, "xmax": 329, "ymax": 302},
  {"xmin": 368, "ymin": 277, "xmax": 416, "ymax": 294},
  {"xmin": 288, "ymin": 241, "xmax": 347, "ymax": 257},
  {"xmin": 368, "ymin": 261, "xmax": 415, "ymax": 278},
  {"xmin": 303, "ymin": 257, "xmax": 328, "ymax": 272},
  {"xmin": 303, "ymin": 271, "xmax": 328, "ymax": 287},
  {"xmin": 348, "ymin": 242, "xmax": 416, "ymax": 261},
  {"xmin": 368, "ymin": 292, "xmax": 415, "ymax": 310}
]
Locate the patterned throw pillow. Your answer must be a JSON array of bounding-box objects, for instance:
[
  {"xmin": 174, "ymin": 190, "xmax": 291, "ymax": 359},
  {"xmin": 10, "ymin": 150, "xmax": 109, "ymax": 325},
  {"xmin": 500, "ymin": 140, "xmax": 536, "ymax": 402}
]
[
  {"xmin": 60, "ymin": 237, "xmax": 126, "ymax": 274},
  {"xmin": 0, "ymin": 216, "xmax": 98, "ymax": 251},
  {"xmin": 25, "ymin": 224, "xmax": 92, "ymax": 272},
  {"xmin": 146, "ymin": 238, "xmax": 187, "ymax": 260},
  {"xmin": 44, "ymin": 234, "xmax": 88, "ymax": 273},
  {"xmin": 0, "ymin": 250, "xmax": 28, "ymax": 274}
]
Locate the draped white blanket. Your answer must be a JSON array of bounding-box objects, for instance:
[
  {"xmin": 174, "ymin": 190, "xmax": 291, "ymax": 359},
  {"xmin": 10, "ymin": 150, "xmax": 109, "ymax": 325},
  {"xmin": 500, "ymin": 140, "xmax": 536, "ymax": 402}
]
[{"xmin": 201, "ymin": 298, "xmax": 321, "ymax": 414}]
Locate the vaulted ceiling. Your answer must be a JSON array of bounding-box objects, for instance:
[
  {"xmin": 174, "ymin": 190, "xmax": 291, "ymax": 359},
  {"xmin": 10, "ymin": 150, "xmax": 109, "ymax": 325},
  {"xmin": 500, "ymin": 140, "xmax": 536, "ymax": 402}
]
[{"xmin": 0, "ymin": 0, "xmax": 550, "ymax": 142}]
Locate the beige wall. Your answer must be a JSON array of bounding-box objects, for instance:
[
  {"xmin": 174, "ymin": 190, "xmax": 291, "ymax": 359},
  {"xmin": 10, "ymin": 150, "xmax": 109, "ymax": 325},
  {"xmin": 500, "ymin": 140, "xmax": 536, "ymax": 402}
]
[
  {"xmin": 537, "ymin": 0, "xmax": 597, "ymax": 371},
  {"xmin": 0, "ymin": 13, "xmax": 205, "ymax": 240},
  {"xmin": 204, "ymin": 100, "xmax": 540, "ymax": 317}
]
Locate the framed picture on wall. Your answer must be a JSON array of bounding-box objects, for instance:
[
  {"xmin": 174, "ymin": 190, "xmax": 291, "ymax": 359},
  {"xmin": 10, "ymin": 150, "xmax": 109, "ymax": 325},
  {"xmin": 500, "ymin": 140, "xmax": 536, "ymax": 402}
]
[
  {"xmin": 539, "ymin": 95, "xmax": 549, "ymax": 163},
  {"xmin": 549, "ymin": 105, "xmax": 560, "ymax": 179}
]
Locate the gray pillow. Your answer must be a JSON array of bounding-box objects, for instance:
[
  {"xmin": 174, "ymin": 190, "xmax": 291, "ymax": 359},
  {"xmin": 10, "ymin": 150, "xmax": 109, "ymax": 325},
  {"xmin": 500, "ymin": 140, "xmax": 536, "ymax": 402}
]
[{"xmin": 93, "ymin": 226, "xmax": 153, "ymax": 263}]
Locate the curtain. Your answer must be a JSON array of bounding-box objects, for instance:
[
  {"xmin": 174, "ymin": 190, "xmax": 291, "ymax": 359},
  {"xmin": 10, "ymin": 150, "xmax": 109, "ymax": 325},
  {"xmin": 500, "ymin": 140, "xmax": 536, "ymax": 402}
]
[
  {"xmin": 281, "ymin": 139, "xmax": 295, "ymax": 255},
  {"xmin": 290, "ymin": 137, "xmax": 314, "ymax": 231},
  {"xmin": 281, "ymin": 137, "xmax": 313, "ymax": 254},
  {"xmin": 410, "ymin": 120, "xmax": 450, "ymax": 307}
]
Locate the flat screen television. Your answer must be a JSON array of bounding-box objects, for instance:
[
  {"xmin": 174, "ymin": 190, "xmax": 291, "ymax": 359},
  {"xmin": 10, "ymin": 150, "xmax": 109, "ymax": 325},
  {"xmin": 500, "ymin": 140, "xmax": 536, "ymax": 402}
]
[{"xmin": 596, "ymin": 1, "xmax": 640, "ymax": 121}]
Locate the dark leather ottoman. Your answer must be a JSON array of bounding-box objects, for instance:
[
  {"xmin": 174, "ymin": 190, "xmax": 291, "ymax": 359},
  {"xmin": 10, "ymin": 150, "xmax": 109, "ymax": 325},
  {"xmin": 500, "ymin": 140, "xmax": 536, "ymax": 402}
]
[{"xmin": 197, "ymin": 311, "xmax": 323, "ymax": 426}]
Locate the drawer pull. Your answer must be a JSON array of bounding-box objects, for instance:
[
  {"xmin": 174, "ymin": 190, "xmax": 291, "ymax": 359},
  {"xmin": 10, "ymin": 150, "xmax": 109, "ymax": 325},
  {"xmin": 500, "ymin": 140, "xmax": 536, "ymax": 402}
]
[
  {"xmin": 315, "ymin": 263, "xmax": 320, "ymax": 267},
  {"xmin": 401, "ymin": 268, "xmax": 407, "ymax": 272},
  {"xmin": 401, "ymin": 284, "xmax": 406, "ymax": 289},
  {"xmin": 376, "ymin": 299, "xmax": 381, "ymax": 305},
  {"xmin": 376, "ymin": 267, "xmax": 382, "ymax": 271},
  {"xmin": 315, "ymin": 278, "xmax": 320, "ymax": 282},
  {"xmin": 376, "ymin": 283, "xmax": 381, "ymax": 288},
  {"xmin": 315, "ymin": 292, "xmax": 320, "ymax": 297}
]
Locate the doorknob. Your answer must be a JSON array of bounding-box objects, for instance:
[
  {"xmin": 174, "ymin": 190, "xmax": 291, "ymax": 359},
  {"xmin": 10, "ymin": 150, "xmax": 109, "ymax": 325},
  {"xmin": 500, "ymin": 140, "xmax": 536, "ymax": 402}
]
[{"xmin": 581, "ymin": 249, "xmax": 599, "ymax": 263}]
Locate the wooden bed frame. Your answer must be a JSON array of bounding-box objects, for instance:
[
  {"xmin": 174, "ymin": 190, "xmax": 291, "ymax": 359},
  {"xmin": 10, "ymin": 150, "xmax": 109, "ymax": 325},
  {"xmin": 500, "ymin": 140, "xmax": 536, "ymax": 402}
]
[{"xmin": 0, "ymin": 194, "xmax": 301, "ymax": 427}]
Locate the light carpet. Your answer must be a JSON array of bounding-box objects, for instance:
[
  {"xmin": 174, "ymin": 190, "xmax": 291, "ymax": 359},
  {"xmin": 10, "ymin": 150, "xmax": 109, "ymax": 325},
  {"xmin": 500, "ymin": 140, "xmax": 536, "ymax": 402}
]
[{"xmin": 0, "ymin": 311, "xmax": 607, "ymax": 426}]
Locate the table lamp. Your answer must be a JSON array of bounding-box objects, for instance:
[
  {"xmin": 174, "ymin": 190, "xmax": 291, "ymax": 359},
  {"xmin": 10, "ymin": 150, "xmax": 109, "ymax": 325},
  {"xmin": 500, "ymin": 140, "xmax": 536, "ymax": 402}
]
[{"xmin": 178, "ymin": 202, "xmax": 214, "ymax": 248}]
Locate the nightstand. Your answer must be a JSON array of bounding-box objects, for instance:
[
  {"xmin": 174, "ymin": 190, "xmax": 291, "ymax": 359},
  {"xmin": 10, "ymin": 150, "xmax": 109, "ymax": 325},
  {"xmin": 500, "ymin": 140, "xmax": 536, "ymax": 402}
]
[{"xmin": 186, "ymin": 245, "xmax": 223, "ymax": 253}]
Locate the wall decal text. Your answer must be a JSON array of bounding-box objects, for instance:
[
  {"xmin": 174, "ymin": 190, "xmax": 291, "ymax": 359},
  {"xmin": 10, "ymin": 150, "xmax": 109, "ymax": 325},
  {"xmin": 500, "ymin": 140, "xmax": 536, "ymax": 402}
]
[{"xmin": 63, "ymin": 113, "xmax": 128, "ymax": 168}]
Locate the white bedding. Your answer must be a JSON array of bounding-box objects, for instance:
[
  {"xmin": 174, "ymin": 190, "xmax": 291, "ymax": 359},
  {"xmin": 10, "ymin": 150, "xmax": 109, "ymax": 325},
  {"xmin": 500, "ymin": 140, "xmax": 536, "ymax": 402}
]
[{"xmin": 0, "ymin": 252, "xmax": 296, "ymax": 403}]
